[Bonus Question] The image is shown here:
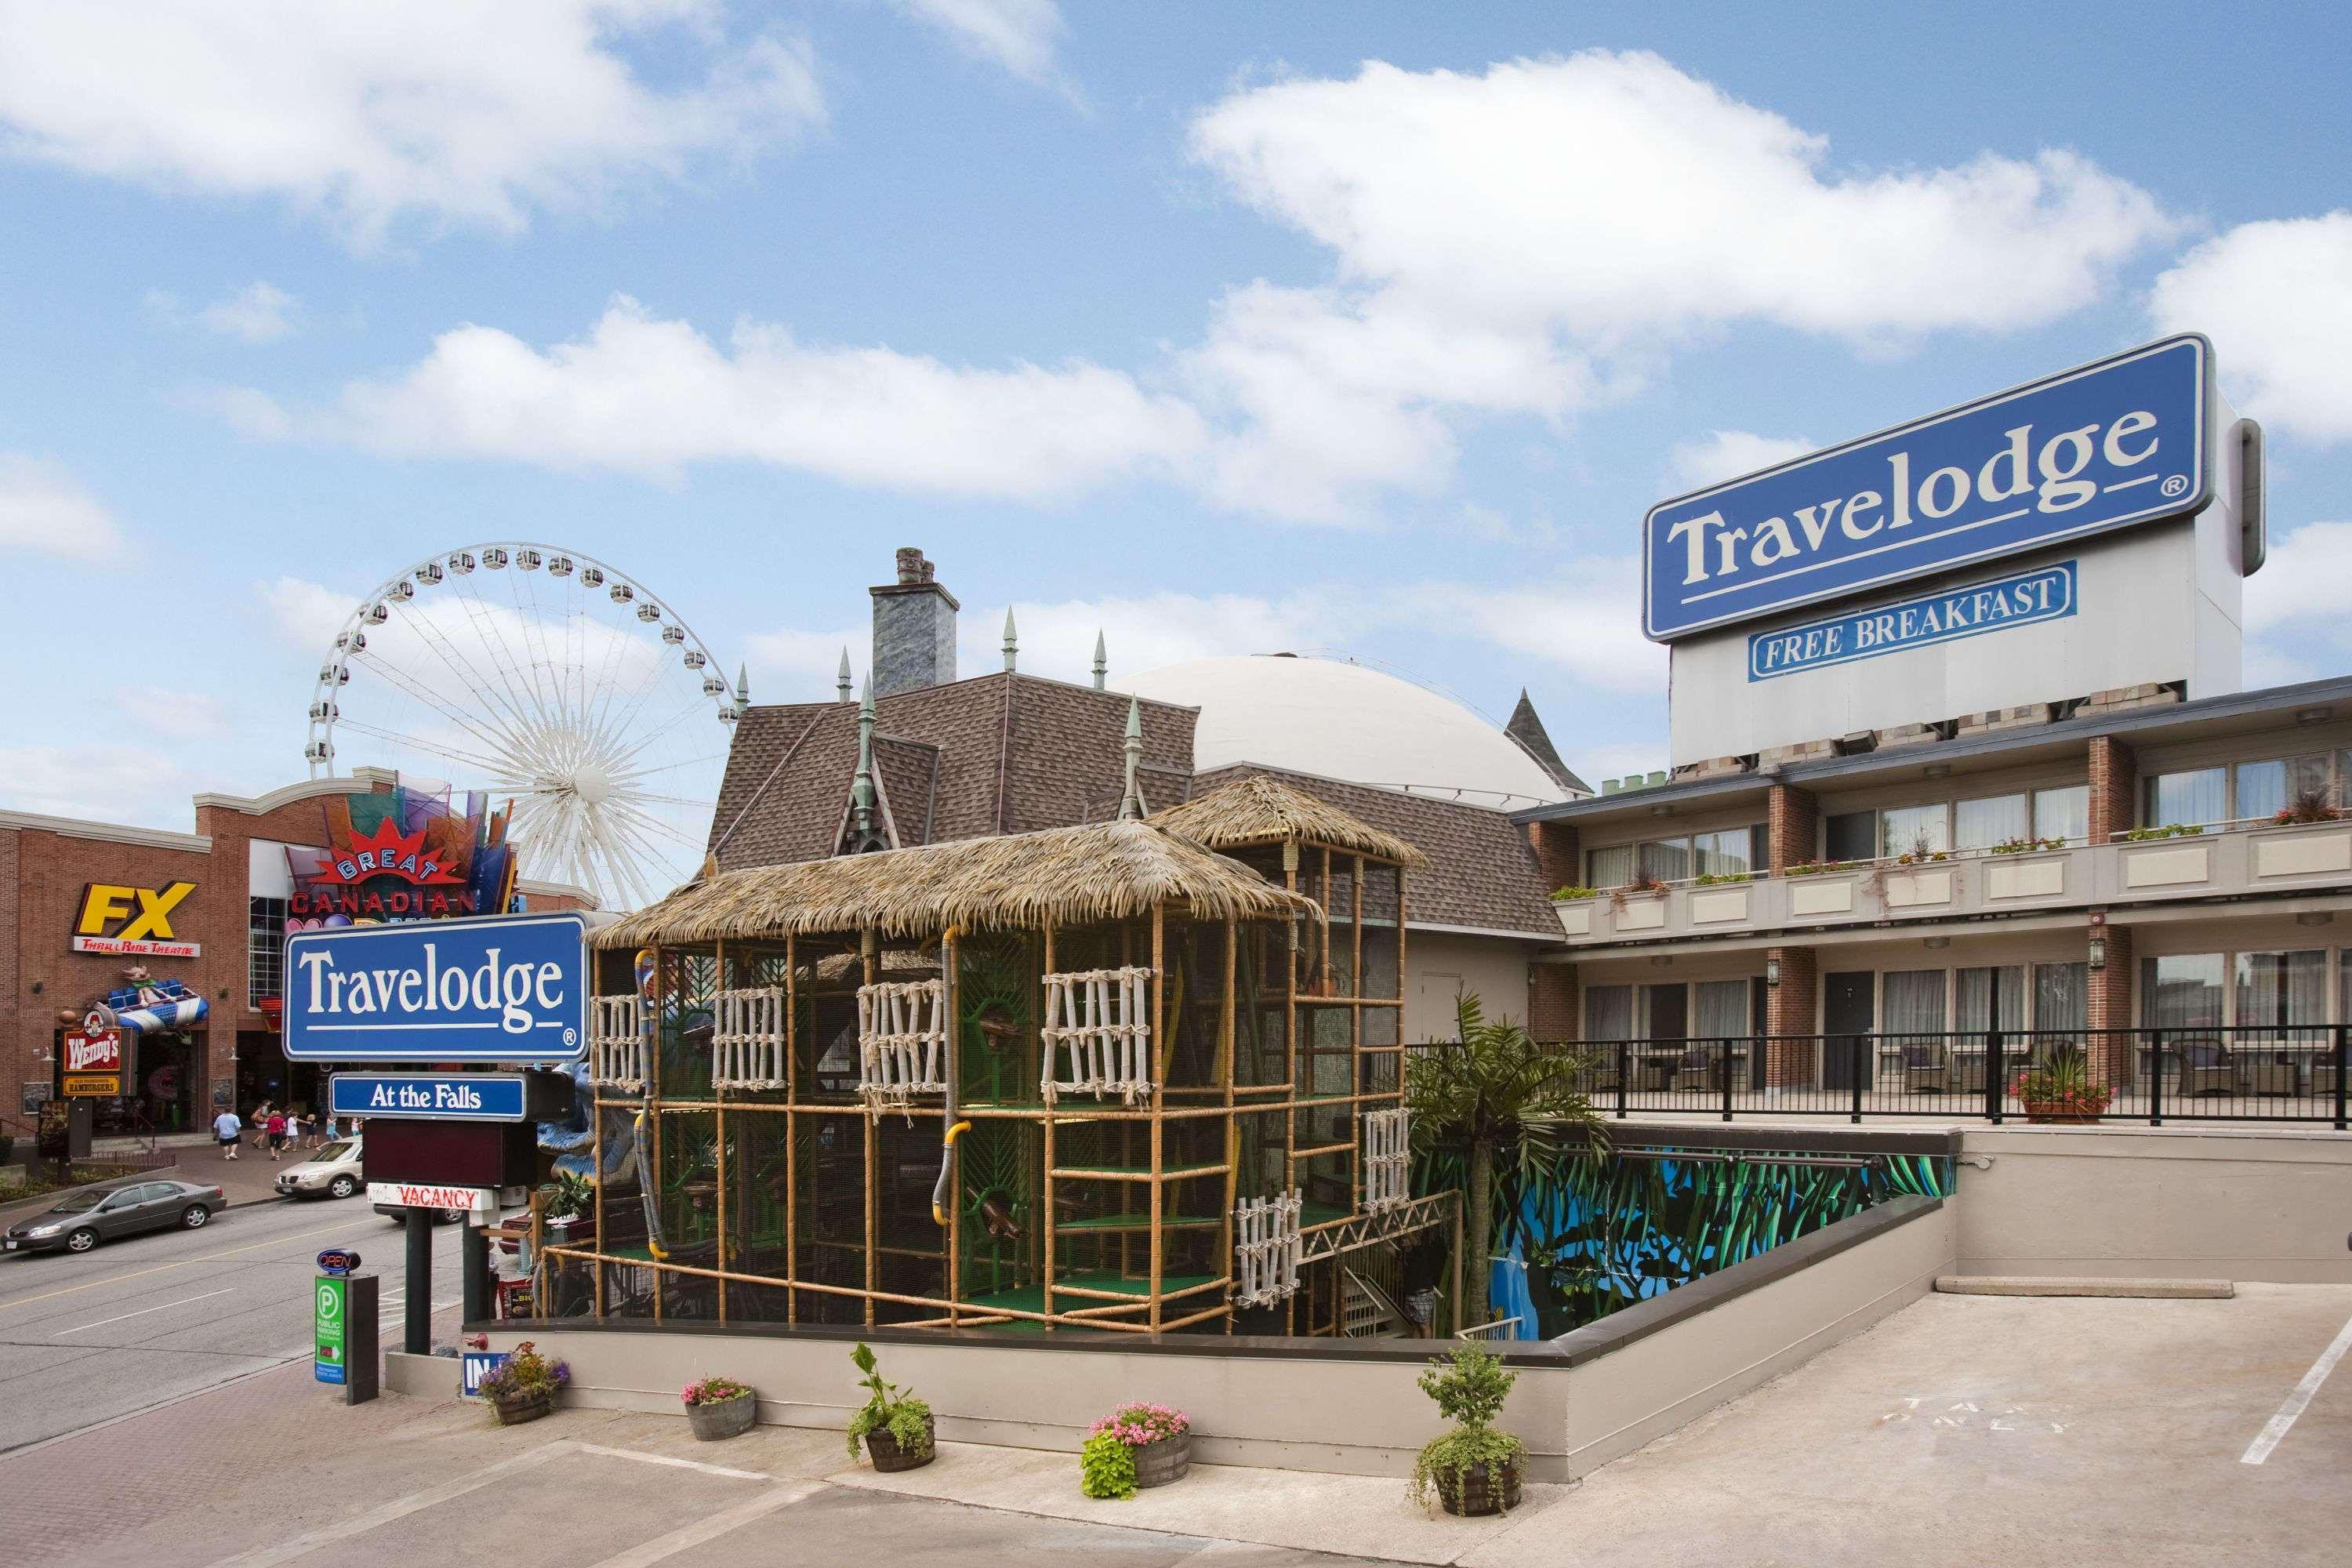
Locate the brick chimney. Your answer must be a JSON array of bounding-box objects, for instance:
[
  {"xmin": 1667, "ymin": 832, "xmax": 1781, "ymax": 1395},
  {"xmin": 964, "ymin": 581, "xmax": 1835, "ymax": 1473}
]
[{"xmin": 869, "ymin": 547, "xmax": 960, "ymax": 696}]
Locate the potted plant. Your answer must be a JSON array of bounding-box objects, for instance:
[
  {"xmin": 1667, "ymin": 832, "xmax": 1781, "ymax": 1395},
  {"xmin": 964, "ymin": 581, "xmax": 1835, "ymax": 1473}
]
[
  {"xmin": 2272, "ymin": 787, "xmax": 2343, "ymax": 826},
  {"xmin": 1410, "ymin": 1341, "xmax": 1525, "ymax": 1516},
  {"xmin": 2014, "ymin": 1047, "xmax": 2111, "ymax": 1124},
  {"xmin": 845, "ymin": 1342, "xmax": 935, "ymax": 1471},
  {"xmin": 682, "ymin": 1374, "xmax": 757, "ymax": 1439},
  {"xmin": 1083, "ymin": 1403, "xmax": 1191, "ymax": 1494},
  {"xmin": 1548, "ymin": 885, "xmax": 1599, "ymax": 902},
  {"xmin": 477, "ymin": 1341, "xmax": 569, "ymax": 1426},
  {"xmin": 541, "ymin": 1171, "xmax": 597, "ymax": 1245}
]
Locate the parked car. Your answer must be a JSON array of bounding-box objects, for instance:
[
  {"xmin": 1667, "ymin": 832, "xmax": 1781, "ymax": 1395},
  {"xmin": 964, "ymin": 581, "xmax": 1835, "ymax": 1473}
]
[
  {"xmin": 274, "ymin": 1137, "xmax": 365, "ymax": 1201},
  {"xmin": 3, "ymin": 1179, "xmax": 227, "ymax": 1254},
  {"xmin": 374, "ymin": 1197, "xmax": 474, "ymax": 1225}
]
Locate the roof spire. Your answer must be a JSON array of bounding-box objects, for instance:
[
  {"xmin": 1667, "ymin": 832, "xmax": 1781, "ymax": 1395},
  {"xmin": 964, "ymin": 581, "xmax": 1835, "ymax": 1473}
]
[
  {"xmin": 1002, "ymin": 607, "xmax": 1018, "ymax": 673},
  {"xmin": 836, "ymin": 647, "xmax": 853, "ymax": 703},
  {"xmin": 1116, "ymin": 696, "xmax": 1145, "ymax": 820},
  {"xmin": 735, "ymin": 662, "xmax": 750, "ymax": 705},
  {"xmin": 1092, "ymin": 630, "xmax": 1107, "ymax": 691},
  {"xmin": 844, "ymin": 675, "xmax": 884, "ymax": 852}
]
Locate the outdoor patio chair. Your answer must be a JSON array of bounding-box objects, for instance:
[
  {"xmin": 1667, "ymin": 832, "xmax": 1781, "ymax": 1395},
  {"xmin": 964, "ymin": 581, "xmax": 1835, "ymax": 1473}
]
[
  {"xmin": 1901, "ymin": 1041, "xmax": 1949, "ymax": 1094},
  {"xmin": 2170, "ymin": 1039, "xmax": 2238, "ymax": 1098},
  {"xmin": 2311, "ymin": 1061, "xmax": 2340, "ymax": 1101},
  {"xmin": 1634, "ymin": 1051, "xmax": 1682, "ymax": 1091},
  {"xmin": 2238, "ymin": 1051, "xmax": 2298, "ymax": 1096}
]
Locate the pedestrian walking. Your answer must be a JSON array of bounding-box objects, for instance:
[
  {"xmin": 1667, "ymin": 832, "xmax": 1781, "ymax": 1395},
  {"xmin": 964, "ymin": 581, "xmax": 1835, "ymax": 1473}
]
[
  {"xmin": 265, "ymin": 1108, "xmax": 289, "ymax": 1160},
  {"xmin": 213, "ymin": 1106, "xmax": 241, "ymax": 1160}
]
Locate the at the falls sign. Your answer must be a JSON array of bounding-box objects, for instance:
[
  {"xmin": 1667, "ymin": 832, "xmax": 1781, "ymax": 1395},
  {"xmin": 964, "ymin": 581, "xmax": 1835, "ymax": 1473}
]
[{"xmin": 1643, "ymin": 336, "xmax": 2210, "ymax": 641}]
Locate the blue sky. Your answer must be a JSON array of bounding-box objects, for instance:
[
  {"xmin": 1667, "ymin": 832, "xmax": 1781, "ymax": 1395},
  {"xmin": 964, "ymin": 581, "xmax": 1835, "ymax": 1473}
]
[{"xmin": 2, "ymin": 1, "xmax": 2350, "ymax": 834}]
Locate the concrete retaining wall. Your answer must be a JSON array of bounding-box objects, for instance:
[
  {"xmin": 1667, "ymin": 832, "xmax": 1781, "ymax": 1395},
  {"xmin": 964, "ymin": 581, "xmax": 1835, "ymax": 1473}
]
[
  {"xmin": 1953, "ymin": 1124, "xmax": 2352, "ymax": 1283},
  {"xmin": 482, "ymin": 1195, "xmax": 1950, "ymax": 1482}
]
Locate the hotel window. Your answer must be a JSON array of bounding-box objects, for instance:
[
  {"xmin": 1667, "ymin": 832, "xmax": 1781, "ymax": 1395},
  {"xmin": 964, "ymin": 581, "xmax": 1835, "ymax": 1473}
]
[
  {"xmin": 2143, "ymin": 953, "xmax": 2225, "ymax": 1032},
  {"xmin": 1955, "ymin": 965, "xmax": 2025, "ymax": 1036},
  {"xmin": 1586, "ymin": 826, "xmax": 1764, "ymax": 888},
  {"xmin": 2232, "ymin": 754, "xmax": 2333, "ymax": 822},
  {"xmin": 1883, "ymin": 970, "xmax": 1947, "ymax": 1047},
  {"xmin": 2143, "ymin": 754, "xmax": 2335, "ymax": 829},
  {"xmin": 247, "ymin": 896, "xmax": 287, "ymax": 1007},
  {"xmin": 2233, "ymin": 950, "xmax": 2327, "ymax": 1041},
  {"xmin": 1693, "ymin": 978, "xmax": 1750, "ymax": 1041},
  {"xmin": 1824, "ymin": 810, "xmax": 1876, "ymax": 862},
  {"xmin": 1585, "ymin": 984, "xmax": 1633, "ymax": 1041},
  {"xmin": 2033, "ymin": 962, "xmax": 2089, "ymax": 1038},
  {"xmin": 2033, "ymin": 785, "xmax": 2089, "ymax": 844},
  {"xmin": 1953, "ymin": 794, "xmax": 2028, "ymax": 852},
  {"xmin": 1879, "ymin": 804, "xmax": 1949, "ymax": 858},
  {"xmin": 2143, "ymin": 768, "xmax": 2227, "ymax": 828}
]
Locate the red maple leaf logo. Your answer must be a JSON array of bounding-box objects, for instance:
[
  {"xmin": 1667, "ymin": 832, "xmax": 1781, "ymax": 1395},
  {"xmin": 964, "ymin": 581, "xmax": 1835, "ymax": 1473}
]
[{"xmin": 323, "ymin": 819, "xmax": 465, "ymax": 886}]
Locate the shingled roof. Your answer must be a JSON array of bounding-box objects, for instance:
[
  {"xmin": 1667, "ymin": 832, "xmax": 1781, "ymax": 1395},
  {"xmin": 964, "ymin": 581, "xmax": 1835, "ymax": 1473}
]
[
  {"xmin": 706, "ymin": 672, "xmax": 1197, "ymax": 871},
  {"xmin": 1190, "ymin": 762, "xmax": 1560, "ymax": 939}
]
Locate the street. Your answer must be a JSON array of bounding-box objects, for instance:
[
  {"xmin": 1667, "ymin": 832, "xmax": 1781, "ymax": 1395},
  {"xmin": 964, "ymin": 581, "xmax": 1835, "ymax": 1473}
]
[{"xmin": 0, "ymin": 1193, "xmax": 465, "ymax": 1454}]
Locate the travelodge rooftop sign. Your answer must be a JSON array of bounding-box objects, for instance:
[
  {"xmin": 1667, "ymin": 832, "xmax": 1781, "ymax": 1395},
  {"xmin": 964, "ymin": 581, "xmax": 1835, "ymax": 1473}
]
[{"xmin": 1642, "ymin": 336, "xmax": 2210, "ymax": 641}]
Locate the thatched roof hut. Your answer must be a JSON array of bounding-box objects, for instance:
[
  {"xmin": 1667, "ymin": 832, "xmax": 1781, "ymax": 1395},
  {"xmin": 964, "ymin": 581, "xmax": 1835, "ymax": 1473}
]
[
  {"xmin": 590, "ymin": 818, "xmax": 1319, "ymax": 949},
  {"xmin": 1149, "ymin": 774, "xmax": 1426, "ymax": 866}
]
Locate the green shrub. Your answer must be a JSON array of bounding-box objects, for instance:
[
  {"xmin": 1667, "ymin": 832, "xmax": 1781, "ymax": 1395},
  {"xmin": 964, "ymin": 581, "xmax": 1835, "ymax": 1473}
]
[
  {"xmin": 1080, "ymin": 1432, "xmax": 1137, "ymax": 1500},
  {"xmin": 1409, "ymin": 1341, "xmax": 1526, "ymax": 1512},
  {"xmin": 844, "ymin": 1342, "xmax": 933, "ymax": 1461}
]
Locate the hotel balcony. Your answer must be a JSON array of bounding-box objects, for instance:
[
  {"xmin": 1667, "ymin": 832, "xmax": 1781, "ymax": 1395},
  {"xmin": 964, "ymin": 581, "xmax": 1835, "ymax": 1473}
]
[{"xmin": 1550, "ymin": 816, "xmax": 2352, "ymax": 949}]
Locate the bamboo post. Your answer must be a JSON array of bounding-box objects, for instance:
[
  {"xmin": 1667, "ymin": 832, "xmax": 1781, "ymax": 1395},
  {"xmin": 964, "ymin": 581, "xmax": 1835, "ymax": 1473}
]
[
  {"xmin": 1283, "ymin": 840, "xmax": 1301, "ymax": 1337},
  {"xmin": 946, "ymin": 927, "xmax": 961, "ymax": 1330},
  {"xmin": 1149, "ymin": 906, "xmax": 1166, "ymax": 1330},
  {"xmin": 1041, "ymin": 922, "xmax": 1056, "ymax": 1328},
  {"xmin": 1351, "ymin": 854, "xmax": 1364, "ymax": 1214},
  {"xmin": 785, "ymin": 930, "xmax": 798, "ymax": 1324},
  {"xmin": 715, "ymin": 938, "xmax": 728, "ymax": 1324},
  {"xmin": 1221, "ymin": 918, "xmax": 1238, "ymax": 1332},
  {"xmin": 862, "ymin": 928, "xmax": 878, "ymax": 1328},
  {"xmin": 651, "ymin": 945, "xmax": 664, "ymax": 1325}
]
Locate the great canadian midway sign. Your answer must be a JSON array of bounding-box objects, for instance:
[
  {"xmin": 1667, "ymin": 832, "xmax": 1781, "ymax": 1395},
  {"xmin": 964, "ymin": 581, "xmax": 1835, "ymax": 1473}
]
[
  {"xmin": 1642, "ymin": 335, "xmax": 2209, "ymax": 644},
  {"xmin": 284, "ymin": 910, "xmax": 588, "ymax": 1064}
]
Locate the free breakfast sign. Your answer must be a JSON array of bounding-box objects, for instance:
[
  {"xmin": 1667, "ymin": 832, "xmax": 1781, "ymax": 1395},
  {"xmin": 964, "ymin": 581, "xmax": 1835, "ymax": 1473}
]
[
  {"xmin": 1644, "ymin": 336, "xmax": 2208, "ymax": 641},
  {"xmin": 284, "ymin": 911, "xmax": 588, "ymax": 1064},
  {"xmin": 1748, "ymin": 562, "xmax": 2078, "ymax": 681}
]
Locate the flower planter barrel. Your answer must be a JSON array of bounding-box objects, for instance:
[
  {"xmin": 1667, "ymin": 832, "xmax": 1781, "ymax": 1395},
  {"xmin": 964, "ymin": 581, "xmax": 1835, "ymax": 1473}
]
[
  {"xmin": 1132, "ymin": 1432, "xmax": 1191, "ymax": 1489},
  {"xmin": 492, "ymin": 1392, "xmax": 553, "ymax": 1428},
  {"xmin": 1438, "ymin": 1456, "xmax": 1522, "ymax": 1517},
  {"xmin": 688, "ymin": 1392, "xmax": 757, "ymax": 1442},
  {"xmin": 865, "ymin": 1413, "xmax": 936, "ymax": 1472}
]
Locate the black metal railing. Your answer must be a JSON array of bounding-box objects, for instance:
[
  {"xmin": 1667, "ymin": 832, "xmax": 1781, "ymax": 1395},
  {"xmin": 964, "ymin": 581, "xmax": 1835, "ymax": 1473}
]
[{"xmin": 1539, "ymin": 1026, "xmax": 2351, "ymax": 1128}]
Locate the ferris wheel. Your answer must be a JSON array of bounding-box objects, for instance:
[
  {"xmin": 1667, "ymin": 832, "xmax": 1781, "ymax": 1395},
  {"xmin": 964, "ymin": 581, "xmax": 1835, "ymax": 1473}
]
[{"xmin": 304, "ymin": 543, "xmax": 739, "ymax": 912}]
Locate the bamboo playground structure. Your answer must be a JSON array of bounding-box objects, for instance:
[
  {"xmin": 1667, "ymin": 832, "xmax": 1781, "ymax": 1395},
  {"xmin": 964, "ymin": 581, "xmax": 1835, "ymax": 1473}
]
[{"xmin": 535, "ymin": 780, "xmax": 1463, "ymax": 1338}]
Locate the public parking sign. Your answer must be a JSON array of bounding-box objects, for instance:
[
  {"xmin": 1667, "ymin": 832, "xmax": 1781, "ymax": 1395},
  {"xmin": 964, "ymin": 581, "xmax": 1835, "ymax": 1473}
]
[
  {"xmin": 284, "ymin": 911, "xmax": 588, "ymax": 1064},
  {"xmin": 314, "ymin": 1275, "xmax": 347, "ymax": 1385}
]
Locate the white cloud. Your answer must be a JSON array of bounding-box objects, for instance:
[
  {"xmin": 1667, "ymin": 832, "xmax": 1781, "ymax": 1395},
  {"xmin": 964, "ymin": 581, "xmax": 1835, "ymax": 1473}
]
[
  {"xmin": 2245, "ymin": 521, "xmax": 2352, "ymax": 633},
  {"xmin": 241, "ymin": 295, "xmax": 1209, "ymax": 497},
  {"xmin": 200, "ymin": 281, "xmax": 299, "ymax": 343},
  {"xmin": 0, "ymin": 454, "xmax": 124, "ymax": 560},
  {"xmin": 1181, "ymin": 51, "xmax": 2174, "ymax": 515},
  {"xmin": 0, "ymin": 2, "xmax": 824, "ymax": 245},
  {"xmin": 894, "ymin": 0, "xmax": 1069, "ymax": 90},
  {"xmin": 0, "ymin": 742, "xmax": 200, "ymax": 826},
  {"xmin": 2151, "ymin": 212, "xmax": 2352, "ymax": 442},
  {"xmin": 1414, "ymin": 557, "xmax": 1666, "ymax": 699},
  {"xmin": 258, "ymin": 575, "xmax": 362, "ymax": 652},
  {"xmin": 1665, "ymin": 429, "xmax": 1815, "ymax": 493}
]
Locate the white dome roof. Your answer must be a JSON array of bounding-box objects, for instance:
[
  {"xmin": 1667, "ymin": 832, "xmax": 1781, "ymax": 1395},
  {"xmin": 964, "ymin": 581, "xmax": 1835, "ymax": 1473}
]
[{"xmin": 1127, "ymin": 655, "xmax": 1570, "ymax": 808}]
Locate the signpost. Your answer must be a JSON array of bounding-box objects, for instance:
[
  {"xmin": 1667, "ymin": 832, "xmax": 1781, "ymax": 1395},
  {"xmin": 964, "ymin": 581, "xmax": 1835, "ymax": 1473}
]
[
  {"xmin": 1644, "ymin": 335, "xmax": 2209, "ymax": 641},
  {"xmin": 283, "ymin": 910, "xmax": 589, "ymax": 1065},
  {"xmin": 314, "ymin": 1251, "xmax": 379, "ymax": 1405},
  {"xmin": 328, "ymin": 1071, "xmax": 563, "ymax": 1123}
]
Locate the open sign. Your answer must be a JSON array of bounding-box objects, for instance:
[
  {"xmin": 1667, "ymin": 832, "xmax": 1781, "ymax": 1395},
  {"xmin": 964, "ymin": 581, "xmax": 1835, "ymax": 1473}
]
[{"xmin": 316, "ymin": 1248, "xmax": 362, "ymax": 1276}]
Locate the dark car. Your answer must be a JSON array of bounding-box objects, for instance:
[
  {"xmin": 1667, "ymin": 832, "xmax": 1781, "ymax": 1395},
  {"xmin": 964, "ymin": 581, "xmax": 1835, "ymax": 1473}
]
[{"xmin": 2, "ymin": 1179, "xmax": 227, "ymax": 1255}]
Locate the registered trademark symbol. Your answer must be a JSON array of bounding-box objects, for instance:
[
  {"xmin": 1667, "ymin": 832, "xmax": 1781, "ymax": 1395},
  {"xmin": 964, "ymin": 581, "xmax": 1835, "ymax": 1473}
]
[
  {"xmin": 562, "ymin": 1028, "xmax": 577, "ymax": 1047},
  {"xmin": 2161, "ymin": 474, "xmax": 2188, "ymax": 497}
]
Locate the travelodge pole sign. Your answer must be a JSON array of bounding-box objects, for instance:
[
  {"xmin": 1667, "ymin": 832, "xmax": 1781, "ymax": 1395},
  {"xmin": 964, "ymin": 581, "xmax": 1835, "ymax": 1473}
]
[
  {"xmin": 283, "ymin": 910, "xmax": 588, "ymax": 1064},
  {"xmin": 1643, "ymin": 335, "xmax": 2209, "ymax": 641}
]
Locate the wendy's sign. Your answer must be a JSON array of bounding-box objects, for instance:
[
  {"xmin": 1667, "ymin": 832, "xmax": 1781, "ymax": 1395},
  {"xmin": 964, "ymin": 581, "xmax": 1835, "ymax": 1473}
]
[{"xmin": 1644, "ymin": 336, "xmax": 2209, "ymax": 641}]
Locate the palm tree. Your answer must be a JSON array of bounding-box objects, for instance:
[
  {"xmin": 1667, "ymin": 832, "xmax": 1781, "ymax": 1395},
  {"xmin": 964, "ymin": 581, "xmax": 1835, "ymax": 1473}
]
[{"xmin": 1406, "ymin": 992, "xmax": 1606, "ymax": 1332}]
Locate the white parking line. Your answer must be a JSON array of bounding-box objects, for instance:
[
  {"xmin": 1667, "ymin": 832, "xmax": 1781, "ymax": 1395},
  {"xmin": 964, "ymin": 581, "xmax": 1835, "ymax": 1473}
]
[
  {"xmin": 2242, "ymin": 1308, "xmax": 2352, "ymax": 1465},
  {"xmin": 55, "ymin": 1287, "xmax": 238, "ymax": 1336},
  {"xmin": 580, "ymin": 1481, "xmax": 824, "ymax": 1568},
  {"xmin": 575, "ymin": 1442, "xmax": 773, "ymax": 1482},
  {"xmin": 203, "ymin": 1439, "xmax": 579, "ymax": 1567}
]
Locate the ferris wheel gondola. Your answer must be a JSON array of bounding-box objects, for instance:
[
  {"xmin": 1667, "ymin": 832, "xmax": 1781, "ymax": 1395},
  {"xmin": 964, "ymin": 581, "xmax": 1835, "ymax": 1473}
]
[{"xmin": 303, "ymin": 543, "xmax": 739, "ymax": 912}]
